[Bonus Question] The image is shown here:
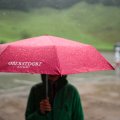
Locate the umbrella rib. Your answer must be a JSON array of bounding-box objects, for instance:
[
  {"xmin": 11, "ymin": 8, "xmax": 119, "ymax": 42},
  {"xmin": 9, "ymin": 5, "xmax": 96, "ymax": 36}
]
[
  {"xmin": 52, "ymin": 45, "xmax": 61, "ymax": 74},
  {"xmin": 0, "ymin": 45, "xmax": 10, "ymax": 57},
  {"xmin": 47, "ymin": 36, "xmax": 61, "ymax": 75}
]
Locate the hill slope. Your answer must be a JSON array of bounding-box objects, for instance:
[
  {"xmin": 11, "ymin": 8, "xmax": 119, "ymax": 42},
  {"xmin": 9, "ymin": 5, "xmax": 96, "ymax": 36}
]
[{"xmin": 0, "ymin": 2, "xmax": 120, "ymax": 50}]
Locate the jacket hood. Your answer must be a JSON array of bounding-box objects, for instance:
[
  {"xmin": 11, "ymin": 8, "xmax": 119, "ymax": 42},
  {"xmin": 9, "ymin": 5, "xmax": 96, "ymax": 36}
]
[{"xmin": 41, "ymin": 74, "xmax": 68, "ymax": 93}]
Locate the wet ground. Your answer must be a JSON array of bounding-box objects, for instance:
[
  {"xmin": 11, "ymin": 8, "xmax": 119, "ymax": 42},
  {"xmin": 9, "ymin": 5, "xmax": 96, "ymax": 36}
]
[{"xmin": 0, "ymin": 52, "xmax": 120, "ymax": 120}]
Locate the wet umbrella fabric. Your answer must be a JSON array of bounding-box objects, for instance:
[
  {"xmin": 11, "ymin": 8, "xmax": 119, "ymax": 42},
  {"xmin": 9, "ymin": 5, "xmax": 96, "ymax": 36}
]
[{"xmin": 0, "ymin": 35, "xmax": 114, "ymax": 75}]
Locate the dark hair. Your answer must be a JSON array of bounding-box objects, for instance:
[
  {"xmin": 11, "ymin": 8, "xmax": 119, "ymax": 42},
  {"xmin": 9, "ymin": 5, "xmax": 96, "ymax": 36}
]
[
  {"xmin": 41, "ymin": 74, "xmax": 46, "ymax": 82},
  {"xmin": 41, "ymin": 74, "xmax": 67, "ymax": 82}
]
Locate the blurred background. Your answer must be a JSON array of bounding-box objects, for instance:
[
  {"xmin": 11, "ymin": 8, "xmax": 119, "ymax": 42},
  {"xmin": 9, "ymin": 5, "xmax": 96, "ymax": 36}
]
[
  {"xmin": 0, "ymin": 0, "xmax": 120, "ymax": 50},
  {"xmin": 0, "ymin": 0, "xmax": 120, "ymax": 120}
]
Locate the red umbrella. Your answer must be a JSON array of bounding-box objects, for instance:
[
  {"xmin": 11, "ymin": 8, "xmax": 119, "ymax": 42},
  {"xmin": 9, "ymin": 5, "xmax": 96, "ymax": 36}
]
[
  {"xmin": 0, "ymin": 35, "xmax": 114, "ymax": 75},
  {"xmin": 0, "ymin": 35, "xmax": 114, "ymax": 97}
]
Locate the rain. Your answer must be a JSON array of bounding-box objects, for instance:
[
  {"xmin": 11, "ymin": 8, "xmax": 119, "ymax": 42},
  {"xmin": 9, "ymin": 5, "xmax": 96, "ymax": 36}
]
[{"xmin": 0, "ymin": 0, "xmax": 120, "ymax": 120}]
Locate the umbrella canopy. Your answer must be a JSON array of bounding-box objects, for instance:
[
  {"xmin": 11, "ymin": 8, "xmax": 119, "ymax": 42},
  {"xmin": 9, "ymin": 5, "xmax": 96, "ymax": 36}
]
[{"xmin": 0, "ymin": 35, "xmax": 114, "ymax": 75}]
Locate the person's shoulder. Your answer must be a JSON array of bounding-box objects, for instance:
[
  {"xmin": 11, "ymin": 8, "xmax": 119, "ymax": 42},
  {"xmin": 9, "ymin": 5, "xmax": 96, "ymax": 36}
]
[
  {"xmin": 31, "ymin": 83, "xmax": 43, "ymax": 90},
  {"xmin": 65, "ymin": 83, "xmax": 80, "ymax": 99},
  {"xmin": 66, "ymin": 83, "xmax": 79, "ymax": 93}
]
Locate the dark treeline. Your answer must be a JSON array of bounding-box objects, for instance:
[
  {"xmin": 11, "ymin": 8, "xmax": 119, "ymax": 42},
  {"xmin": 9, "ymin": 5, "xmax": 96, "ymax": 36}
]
[
  {"xmin": 0, "ymin": 0, "xmax": 80, "ymax": 10},
  {"xmin": 0, "ymin": 0, "xmax": 120, "ymax": 11},
  {"xmin": 84, "ymin": 0, "xmax": 120, "ymax": 6}
]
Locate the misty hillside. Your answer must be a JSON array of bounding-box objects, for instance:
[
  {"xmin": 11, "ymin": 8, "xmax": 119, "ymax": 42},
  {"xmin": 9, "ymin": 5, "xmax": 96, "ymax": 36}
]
[
  {"xmin": 0, "ymin": 2, "xmax": 120, "ymax": 50},
  {"xmin": 0, "ymin": 0, "xmax": 120, "ymax": 10}
]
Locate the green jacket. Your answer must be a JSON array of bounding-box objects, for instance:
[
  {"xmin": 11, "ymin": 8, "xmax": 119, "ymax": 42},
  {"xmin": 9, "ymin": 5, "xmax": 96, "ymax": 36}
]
[{"xmin": 25, "ymin": 79, "xmax": 84, "ymax": 120}]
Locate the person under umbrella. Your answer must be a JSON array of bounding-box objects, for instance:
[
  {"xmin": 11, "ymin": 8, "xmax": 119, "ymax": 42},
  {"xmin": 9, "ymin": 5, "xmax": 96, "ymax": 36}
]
[
  {"xmin": 25, "ymin": 74, "xmax": 84, "ymax": 120},
  {"xmin": 0, "ymin": 35, "xmax": 114, "ymax": 120}
]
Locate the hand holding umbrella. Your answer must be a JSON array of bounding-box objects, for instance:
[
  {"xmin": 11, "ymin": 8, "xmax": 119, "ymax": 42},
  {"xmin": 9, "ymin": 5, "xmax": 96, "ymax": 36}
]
[{"xmin": 40, "ymin": 97, "xmax": 51, "ymax": 114}]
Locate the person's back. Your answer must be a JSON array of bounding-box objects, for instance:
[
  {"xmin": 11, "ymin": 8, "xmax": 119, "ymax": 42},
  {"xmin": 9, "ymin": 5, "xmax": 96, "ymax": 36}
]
[{"xmin": 115, "ymin": 43, "xmax": 120, "ymax": 67}]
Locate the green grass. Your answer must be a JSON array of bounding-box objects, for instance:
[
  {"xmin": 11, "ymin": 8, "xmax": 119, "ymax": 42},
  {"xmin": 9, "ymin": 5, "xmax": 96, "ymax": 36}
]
[{"xmin": 0, "ymin": 2, "xmax": 120, "ymax": 50}]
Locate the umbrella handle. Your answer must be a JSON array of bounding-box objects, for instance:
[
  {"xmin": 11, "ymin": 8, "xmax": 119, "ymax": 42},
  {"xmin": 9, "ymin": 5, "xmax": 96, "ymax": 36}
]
[{"xmin": 46, "ymin": 74, "xmax": 48, "ymax": 98}]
